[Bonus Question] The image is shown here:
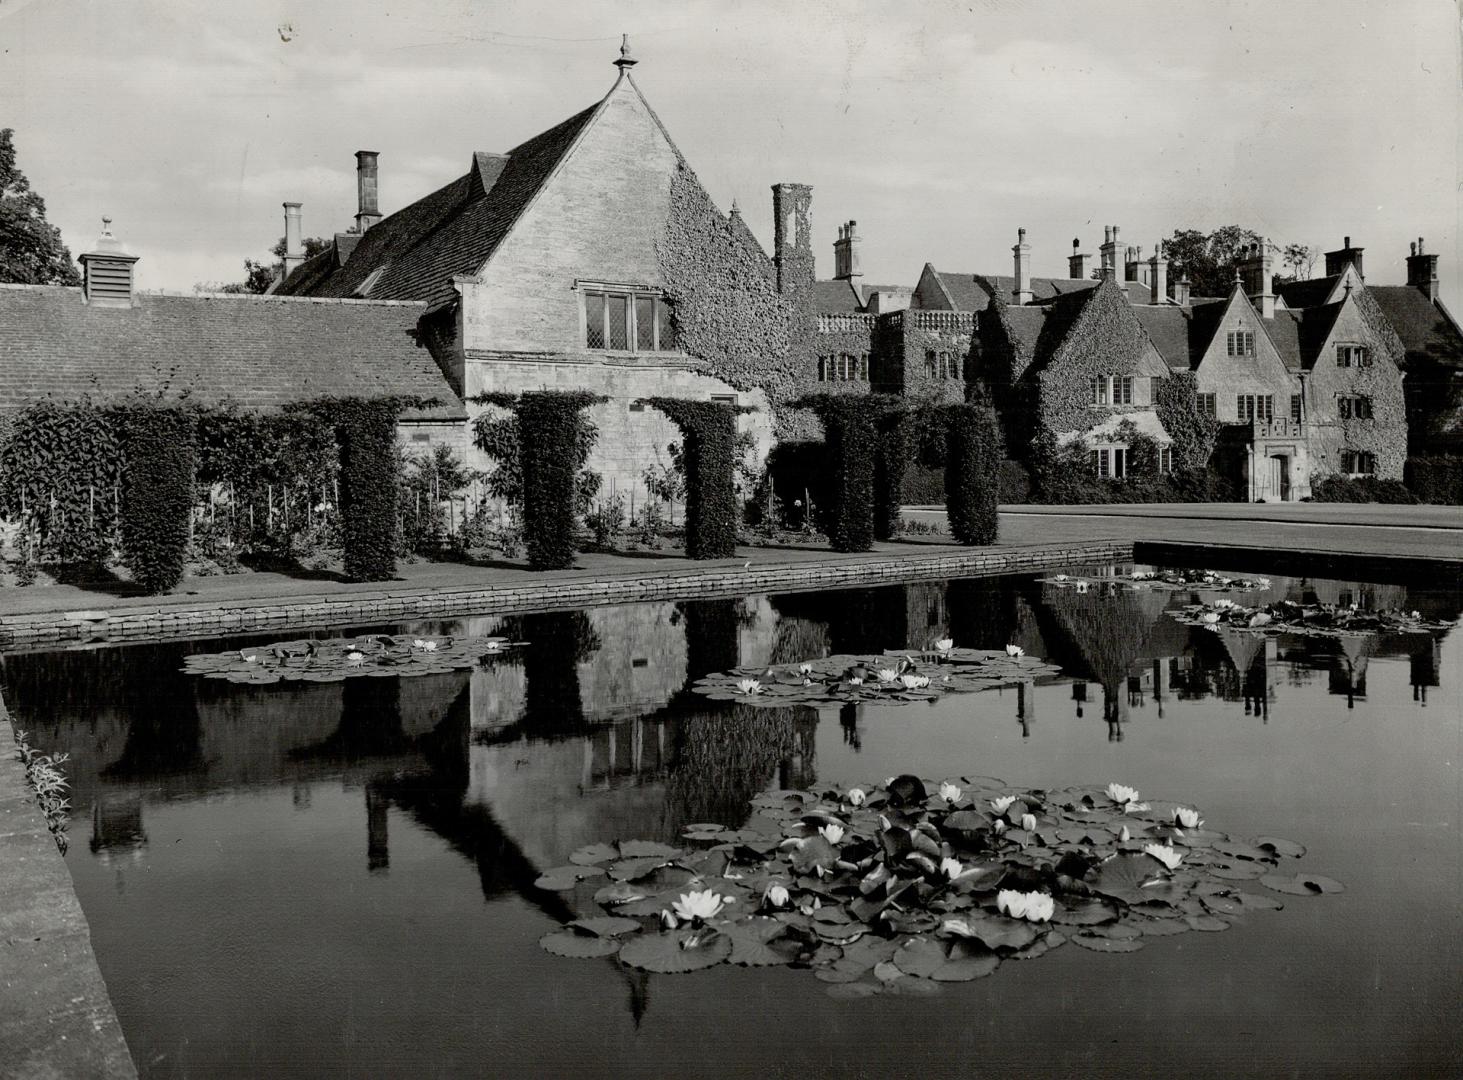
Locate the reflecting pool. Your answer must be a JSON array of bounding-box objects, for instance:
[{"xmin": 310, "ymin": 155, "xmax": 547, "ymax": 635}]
[{"xmin": 7, "ymin": 566, "xmax": 1461, "ymax": 1079}]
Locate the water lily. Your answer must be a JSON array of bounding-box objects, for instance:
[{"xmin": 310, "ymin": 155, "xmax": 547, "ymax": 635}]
[
  {"xmin": 1200, "ymin": 612, "xmax": 1221, "ymax": 625},
  {"xmin": 900, "ymin": 674, "xmax": 930, "ymax": 689},
  {"xmin": 846, "ymin": 788, "xmax": 866, "ymax": 806},
  {"xmin": 934, "ymin": 638, "xmax": 954, "ymax": 654},
  {"xmin": 997, "ymin": 889, "xmax": 1054, "ymax": 923},
  {"xmin": 1020, "ymin": 812, "xmax": 1037, "ymax": 832},
  {"xmin": 240, "ymin": 652, "xmax": 258, "ymax": 664},
  {"xmin": 345, "ymin": 651, "xmax": 366, "ymax": 667},
  {"xmin": 411, "ymin": 638, "xmax": 439, "ymax": 652},
  {"xmin": 1005, "ymin": 644, "xmax": 1024, "ymax": 657},
  {"xmin": 735, "ymin": 678, "xmax": 764, "ymax": 696},
  {"xmin": 991, "ymin": 795, "xmax": 1017, "ymax": 814},
  {"xmin": 942, "ymin": 917, "xmax": 976, "ymax": 937},
  {"xmin": 1054, "ymin": 574, "xmax": 1068, "ymax": 582},
  {"xmin": 672, "ymin": 889, "xmax": 728, "ymax": 923},
  {"xmin": 991, "ymin": 818, "xmax": 1007, "ymax": 834},
  {"xmin": 1074, "ymin": 580, "xmax": 1090, "ymax": 593},
  {"xmin": 799, "ymin": 663, "xmax": 813, "ymax": 675},
  {"xmin": 1174, "ymin": 806, "xmax": 1203, "ymax": 829},
  {"xmin": 764, "ymin": 883, "xmax": 790, "ymax": 909},
  {"xmin": 1144, "ymin": 842, "xmax": 1184, "ymax": 870},
  {"xmin": 1107, "ymin": 783, "xmax": 1141, "ymax": 807},
  {"xmin": 819, "ymin": 823, "xmax": 846, "ymax": 845},
  {"xmin": 849, "ymin": 677, "xmax": 863, "ymax": 686},
  {"xmin": 876, "ymin": 668, "xmax": 899, "ymax": 683},
  {"xmin": 659, "ymin": 909, "xmax": 679, "ymax": 929},
  {"xmin": 1119, "ymin": 825, "xmax": 1130, "ymax": 843},
  {"xmin": 939, "ymin": 782, "xmax": 962, "ymax": 803},
  {"xmin": 1214, "ymin": 599, "xmax": 1237, "ymax": 610},
  {"xmin": 940, "ymin": 856, "xmax": 963, "ymax": 881},
  {"xmin": 1411, "ymin": 610, "xmax": 1421, "ymax": 620},
  {"xmin": 799, "ymin": 897, "xmax": 821, "ymax": 916}
]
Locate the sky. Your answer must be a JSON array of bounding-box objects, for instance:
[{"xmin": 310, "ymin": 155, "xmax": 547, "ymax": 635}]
[{"xmin": 3, "ymin": 0, "xmax": 1459, "ymax": 309}]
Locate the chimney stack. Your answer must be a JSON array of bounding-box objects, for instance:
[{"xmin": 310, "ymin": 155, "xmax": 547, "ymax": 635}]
[
  {"xmin": 1068, "ymin": 238, "xmax": 1090, "ymax": 280},
  {"xmin": 1173, "ymin": 273, "xmax": 1191, "ymax": 307},
  {"xmin": 1239, "ymin": 239, "xmax": 1275, "ymax": 317},
  {"xmin": 282, "ymin": 202, "xmax": 304, "ymax": 278},
  {"xmin": 1323, "ymin": 234, "xmax": 1364, "ymax": 280},
  {"xmin": 1099, "ymin": 225, "xmax": 1120, "ymax": 279},
  {"xmin": 78, "ymin": 217, "xmax": 139, "ymax": 308},
  {"xmin": 771, "ymin": 183, "xmax": 814, "ymax": 298},
  {"xmin": 355, "ymin": 151, "xmax": 382, "ymax": 233},
  {"xmin": 1124, "ymin": 245, "xmax": 1143, "ymax": 283},
  {"xmin": 1407, "ymin": 236, "xmax": 1439, "ymax": 301},
  {"xmin": 833, "ymin": 220, "xmax": 862, "ymax": 281},
  {"xmin": 1012, "ymin": 227, "xmax": 1033, "ymax": 306},
  {"xmin": 1149, "ymin": 244, "xmax": 1168, "ymax": 305}
]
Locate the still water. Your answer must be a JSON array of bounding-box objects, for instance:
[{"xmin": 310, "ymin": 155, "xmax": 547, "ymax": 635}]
[{"xmin": 7, "ymin": 566, "xmax": 1462, "ymax": 1079}]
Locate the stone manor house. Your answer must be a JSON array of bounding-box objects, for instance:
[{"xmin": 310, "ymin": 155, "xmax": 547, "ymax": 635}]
[{"xmin": 1, "ymin": 42, "xmax": 1459, "ymax": 504}]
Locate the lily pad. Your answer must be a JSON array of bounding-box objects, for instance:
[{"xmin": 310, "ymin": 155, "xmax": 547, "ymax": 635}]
[
  {"xmin": 1255, "ymin": 836, "xmax": 1307, "ymax": 858},
  {"xmin": 1071, "ymin": 933, "xmax": 1145, "ymax": 953},
  {"xmin": 1184, "ymin": 914, "xmax": 1232, "ymax": 932},
  {"xmin": 725, "ymin": 919, "xmax": 797, "ymax": 967},
  {"xmin": 539, "ymin": 931, "xmax": 623, "ymax": 959},
  {"xmin": 618, "ymin": 840, "xmax": 682, "ymax": 859},
  {"xmin": 1259, "ymin": 872, "xmax": 1345, "ymax": 896},
  {"xmin": 892, "ymin": 938, "xmax": 948, "ymax": 979},
  {"xmin": 1089, "ymin": 852, "xmax": 1168, "ymax": 904},
  {"xmin": 568, "ymin": 916, "xmax": 641, "ymax": 938},
  {"xmin": 533, "ymin": 865, "xmax": 604, "ymax": 891},
  {"xmin": 618, "ymin": 929, "xmax": 732, "ymax": 973},
  {"xmin": 569, "ymin": 843, "xmax": 620, "ymax": 866}
]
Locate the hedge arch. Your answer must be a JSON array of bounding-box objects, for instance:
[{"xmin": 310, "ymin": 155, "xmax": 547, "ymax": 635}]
[
  {"xmin": 872, "ymin": 398, "xmax": 911, "ymax": 542},
  {"xmin": 309, "ymin": 397, "xmax": 412, "ymax": 582},
  {"xmin": 113, "ymin": 403, "xmax": 197, "ymax": 594},
  {"xmin": 796, "ymin": 394, "xmax": 877, "ymax": 553},
  {"xmin": 645, "ymin": 397, "xmax": 744, "ymax": 559},
  {"xmin": 944, "ymin": 403, "xmax": 1000, "ymax": 545}
]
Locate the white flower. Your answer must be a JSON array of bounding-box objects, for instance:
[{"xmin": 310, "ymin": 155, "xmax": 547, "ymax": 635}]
[
  {"xmin": 849, "ymin": 677, "xmax": 864, "ymax": 686},
  {"xmin": 1074, "ymin": 580, "xmax": 1090, "ymax": 593},
  {"xmin": 735, "ymin": 678, "xmax": 764, "ymax": 696},
  {"xmin": 1200, "ymin": 612, "xmax": 1221, "ymax": 625},
  {"xmin": 940, "ymin": 856, "xmax": 963, "ymax": 881},
  {"xmin": 1054, "ymin": 574, "xmax": 1068, "ymax": 582},
  {"xmin": 1020, "ymin": 813, "xmax": 1037, "ymax": 832},
  {"xmin": 802, "ymin": 678, "xmax": 813, "ymax": 686},
  {"xmin": 934, "ymin": 638, "xmax": 954, "ymax": 654},
  {"xmin": 992, "ymin": 818, "xmax": 1006, "ymax": 834},
  {"xmin": 671, "ymin": 889, "xmax": 728, "ymax": 922},
  {"xmin": 990, "ymin": 795, "xmax": 1017, "ymax": 814},
  {"xmin": 764, "ymin": 884, "xmax": 790, "ymax": 909},
  {"xmin": 846, "ymin": 788, "xmax": 866, "ymax": 806},
  {"xmin": 1119, "ymin": 825, "xmax": 1130, "ymax": 842},
  {"xmin": 1174, "ymin": 806, "xmax": 1203, "ymax": 829},
  {"xmin": 485, "ymin": 641, "xmax": 503, "ymax": 652},
  {"xmin": 1410, "ymin": 610, "xmax": 1421, "ymax": 620},
  {"xmin": 1106, "ymin": 783, "xmax": 1141, "ymax": 807},
  {"xmin": 345, "ymin": 651, "xmax": 366, "ymax": 667},
  {"xmin": 799, "ymin": 897, "xmax": 822, "ymax": 916},
  {"xmin": 876, "ymin": 668, "xmax": 899, "ymax": 683},
  {"xmin": 1144, "ymin": 842, "xmax": 1184, "ymax": 870},
  {"xmin": 939, "ymin": 782, "xmax": 962, "ymax": 803},
  {"xmin": 819, "ymin": 823, "xmax": 846, "ymax": 845},
  {"xmin": 412, "ymin": 638, "xmax": 438, "ymax": 652},
  {"xmin": 942, "ymin": 918, "xmax": 975, "ymax": 937},
  {"xmin": 900, "ymin": 674, "xmax": 930, "ymax": 689},
  {"xmin": 997, "ymin": 889, "xmax": 1054, "ymax": 923},
  {"xmin": 240, "ymin": 653, "xmax": 257, "ymax": 664},
  {"xmin": 659, "ymin": 909, "xmax": 679, "ymax": 929},
  {"xmin": 799, "ymin": 663, "xmax": 813, "ymax": 675},
  {"xmin": 1005, "ymin": 644, "xmax": 1024, "ymax": 657},
  {"xmin": 1214, "ymin": 599, "xmax": 1237, "ymax": 610}
]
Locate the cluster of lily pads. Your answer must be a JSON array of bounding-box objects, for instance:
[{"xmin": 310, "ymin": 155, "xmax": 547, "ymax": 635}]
[
  {"xmin": 1038, "ymin": 569, "xmax": 1272, "ymax": 594},
  {"xmin": 1170, "ymin": 598, "xmax": 1453, "ymax": 640},
  {"xmin": 534, "ymin": 774, "xmax": 1340, "ymax": 996},
  {"xmin": 179, "ymin": 633, "xmax": 522, "ymax": 684},
  {"xmin": 691, "ymin": 644, "xmax": 1062, "ymax": 708}
]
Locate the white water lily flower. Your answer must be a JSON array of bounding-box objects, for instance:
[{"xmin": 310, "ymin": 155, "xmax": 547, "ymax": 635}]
[
  {"xmin": 939, "ymin": 782, "xmax": 963, "ymax": 803},
  {"xmin": 485, "ymin": 641, "xmax": 503, "ymax": 652},
  {"xmin": 819, "ymin": 823, "xmax": 846, "ymax": 845},
  {"xmin": 900, "ymin": 674, "xmax": 930, "ymax": 689},
  {"xmin": 991, "ymin": 818, "xmax": 1007, "ymax": 834},
  {"xmin": 990, "ymin": 795, "xmax": 1017, "ymax": 814},
  {"xmin": 1005, "ymin": 644, "xmax": 1024, "ymax": 658},
  {"xmin": 799, "ymin": 663, "xmax": 813, "ymax": 675},
  {"xmin": 997, "ymin": 889, "xmax": 1054, "ymax": 923},
  {"xmin": 1200, "ymin": 612, "xmax": 1221, "ymax": 625},
  {"xmin": 1214, "ymin": 599, "xmax": 1237, "ymax": 610},
  {"xmin": 876, "ymin": 668, "xmax": 899, "ymax": 683},
  {"xmin": 942, "ymin": 918, "xmax": 976, "ymax": 937},
  {"xmin": 672, "ymin": 889, "xmax": 728, "ymax": 922},
  {"xmin": 240, "ymin": 653, "xmax": 258, "ymax": 664},
  {"xmin": 1119, "ymin": 825, "xmax": 1130, "ymax": 843},
  {"xmin": 934, "ymin": 638, "xmax": 954, "ymax": 654},
  {"xmin": 764, "ymin": 884, "xmax": 790, "ymax": 909},
  {"xmin": 1410, "ymin": 610, "xmax": 1421, "ymax": 620},
  {"xmin": 735, "ymin": 678, "xmax": 764, "ymax": 696},
  {"xmin": 1020, "ymin": 813, "xmax": 1037, "ymax": 832},
  {"xmin": 1074, "ymin": 580, "xmax": 1090, "ymax": 593},
  {"xmin": 1023, "ymin": 893, "xmax": 1055, "ymax": 923},
  {"xmin": 1174, "ymin": 806, "xmax": 1203, "ymax": 829},
  {"xmin": 1144, "ymin": 842, "xmax": 1184, "ymax": 870},
  {"xmin": 846, "ymin": 788, "xmax": 866, "ymax": 806},
  {"xmin": 1106, "ymin": 783, "xmax": 1141, "ymax": 807},
  {"xmin": 849, "ymin": 677, "xmax": 863, "ymax": 686},
  {"xmin": 346, "ymin": 651, "xmax": 366, "ymax": 666},
  {"xmin": 940, "ymin": 856, "xmax": 963, "ymax": 881},
  {"xmin": 799, "ymin": 897, "xmax": 822, "ymax": 916},
  {"xmin": 659, "ymin": 909, "xmax": 679, "ymax": 929},
  {"xmin": 1054, "ymin": 574, "xmax": 1068, "ymax": 582}
]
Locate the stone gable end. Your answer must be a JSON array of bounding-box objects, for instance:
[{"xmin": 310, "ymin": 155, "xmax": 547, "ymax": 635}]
[{"xmin": 1194, "ymin": 294, "xmax": 1296, "ymax": 422}]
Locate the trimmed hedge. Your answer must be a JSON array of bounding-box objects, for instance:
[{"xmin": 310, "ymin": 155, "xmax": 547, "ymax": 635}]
[
  {"xmin": 1308, "ymin": 475, "xmax": 1418, "ymax": 504},
  {"xmin": 1405, "ymin": 455, "xmax": 1463, "ymax": 505},
  {"xmin": 944, "ymin": 404, "xmax": 1000, "ymax": 545},
  {"xmin": 515, "ymin": 391, "xmax": 605, "ymax": 570},
  {"xmin": 113, "ymin": 404, "xmax": 196, "ymax": 594},
  {"xmin": 872, "ymin": 400, "xmax": 910, "ymax": 542},
  {"xmin": 319, "ymin": 397, "xmax": 406, "ymax": 582},
  {"xmin": 797, "ymin": 395, "xmax": 877, "ymax": 553},
  {"xmin": 647, "ymin": 398, "xmax": 740, "ymax": 559}
]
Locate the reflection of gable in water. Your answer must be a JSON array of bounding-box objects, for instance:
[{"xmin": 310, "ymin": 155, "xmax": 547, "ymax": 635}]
[
  {"xmin": 575, "ymin": 603, "xmax": 688, "ymax": 723},
  {"xmin": 1030, "ymin": 583, "xmax": 1173, "ymax": 689}
]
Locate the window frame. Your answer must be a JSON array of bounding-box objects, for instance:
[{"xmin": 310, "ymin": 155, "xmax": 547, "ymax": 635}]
[
  {"xmin": 1196, "ymin": 393, "xmax": 1217, "ymax": 419},
  {"xmin": 580, "ymin": 284, "xmax": 676, "ymax": 354},
  {"xmin": 1227, "ymin": 330, "xmax": 1255, "ymax": 357},
  {"xmin": 1092, "ymin": 445, "xmax": 1129, "ymax": 480}
]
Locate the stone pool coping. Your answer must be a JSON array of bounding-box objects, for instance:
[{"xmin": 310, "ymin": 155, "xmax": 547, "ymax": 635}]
[
  {"xmin": 0, "ymin": 700, "xmax": 137, "ymax": 1079},
  {"xmin": 0, "ymin": 540, "xmax": 1132, "ymax": 651}
]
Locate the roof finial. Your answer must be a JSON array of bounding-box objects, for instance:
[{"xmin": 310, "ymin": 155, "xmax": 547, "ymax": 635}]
[
  {"xmin": 729, "ymin": 197, "xmax": 741, "ymax": 218},
  {"xmin": 615, "ymin": 33, "xmax": 637, "ymax": 70},
  {"xmin": 101, "ymin": 216, "xmax": 113, "ymax": 236}
]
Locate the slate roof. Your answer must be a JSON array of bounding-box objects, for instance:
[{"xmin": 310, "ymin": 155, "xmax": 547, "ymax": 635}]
[
  {"xmin": 0, "ymin": 286, "xmax": 463, "ymax": 421},
  {"xmin": 275, "ymin": 106, "xmax": 599, "ymax": 310},
  {"xmin": 1369, "ymin": 286, "xmax": 1463, "ymax": 372},
  {"xmin": 1124, "ymin": 298, "xmax": 1229, "ymax": 370},
  {"xmin": 966, "ymin": 273, "xmax": 1158, "ymax": 311},
  {"xmin": 1276, "ymin": 275, "xmax": 1340, "ymax": 309},
  {"xmin": 813, "ymin": 279, "xmax": 866, "ymax": 313}
]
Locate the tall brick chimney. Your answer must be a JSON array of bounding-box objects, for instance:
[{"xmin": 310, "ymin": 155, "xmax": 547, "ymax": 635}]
[
  {"xmin": 1099, "ymin": 225, "xmax": 1121, "ymax": 280},
  {"xmin": 1124, "ymin": 246, "xmax": 1142, "ymax": 283},
  {"xmin": 1407, "ymin": 237, "xmax": 1439, "ymax": 301},
  {"xmin": 771, "ymin": 183, "xmax": 814, "ymax": 298},
  {"xmin": 833, "ymin": 220, "xmax": 862, "ymax": 281},
  {"xmin": 282, "ymin": 202, "xmax": 304, "ymax": 278},
  {"xmin": 355, "ymin": 151, "xmax": 382, "ymax": 233},
  {"xmin": 1239, "ymin": 239, "xmax": 1275, "ymax": 317},
  {"xmin": 1149, "ymin": 244, "xmax": 1168, "ymax": 305},
  {"xmin": 1323, "ymin": 235, "xmax": 1364, "ymax": 280},
  {"xmin": 1068, "ymin": 238, "xmax": 1090, "ymax": 280},
  {"xmin": 1012, "ymin": 227, "xmax": 1033, "ymax": 305}
]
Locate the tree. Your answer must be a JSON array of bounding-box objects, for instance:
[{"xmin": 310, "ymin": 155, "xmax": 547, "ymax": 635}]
[
  {"xmin": 200, "ymin": 233, "xmax": 329, "ymax": 294},
  {"xmin": 1159, "ymin": 225, "xmax": 1261, "ymax": 298},
  {"xmin": 1280, "ymin": 242, "xmax": 1317, "ymax": 283},
  {"xmin": 0, "ymin": 128, "xmax": 81, "ymax": 285}
]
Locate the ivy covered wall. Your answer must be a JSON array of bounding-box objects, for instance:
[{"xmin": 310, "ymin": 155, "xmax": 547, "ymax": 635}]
[{"xmin": 1306, "ymin": 294, "xmax": 1408, "ymax": 480}]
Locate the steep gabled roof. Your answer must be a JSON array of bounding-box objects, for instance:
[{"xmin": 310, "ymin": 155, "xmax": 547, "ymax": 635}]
[
  {"xmin": 1019, "ymin": 287, "xmax": 1102, "ymax": 377},
  {"xmin": 1276, "ymin": 275, "xmax": 1342, "ymax": 309},
  {"xmin": 1369, "ymin": 286, "xmax": 1463, "ymax": 371},
  {"xmin": 973, "ymin": 273, "xmax": 1159, "ymax": 311},
  {"xmin": 813, "ymin": 279, "xmax": 866, "ymax": 313},
  {"xmin": 0, "ymin": 286, "xmax": 462, "ymax": 421},
  {"xmin": 1126, "ymin": 299, "xmax": 1233, "ymax": 371}
]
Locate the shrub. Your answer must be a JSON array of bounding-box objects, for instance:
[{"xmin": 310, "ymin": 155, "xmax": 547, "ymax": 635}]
[
  {"xmin": 901, "ymin": 464, "xmax": 945, "ymax": 505},
  {"xmin": 945, "ymin": 404, "xmax": 999, "ymax": 545},
  {"xmin": 471, "ymin": 398, "xmax": 602, "ymax": 517},
  {"xmin": 647, "ymin": 398, "xmax": 741, "ymax": 559},
  {"xmin": 796, "ymin": 395, "xmax": 876, "ymax": 553},
  {"xmin": 1308, "ymin": 475, "xmax": 1418, "ymax": 504},
  {"xmin": 584, "ymin": 493, "xmax": 627, "ymax": 550},
  {"xmin": 999, "ymin": 458, "xmax": 1032, "ymax": 504},
  {"xmin": 872, "ymin": 402, "xmax": 910, "ymax": 542},
  {"xmin": 113, "ymin": 403, "xmax": 196, "ymax": 594},
  {"xmin": 1405, "ymin": 455, "xmax": 1463, "ymax": 505},
  {"xmin": 316, "ymin": 397, "xmax": 406, "ymax": 582}
]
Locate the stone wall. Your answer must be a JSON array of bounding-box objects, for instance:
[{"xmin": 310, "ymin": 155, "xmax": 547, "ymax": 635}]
[{"xmin": 1304, "ymin": 298, "xmax": 1407, "ymax": 480}]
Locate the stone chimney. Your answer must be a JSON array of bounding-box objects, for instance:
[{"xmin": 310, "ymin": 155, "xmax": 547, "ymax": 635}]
[
  {"xmin": 1099, "ymin": 225, "xmax": 1121, "ymax": 280},
  {"xmin": 1173, "ymin": 274, "xmax": 1191, "ymax": 307},
  {"xmin": 78, "ymin": 217, "xmax": 139, "ymax": 308},
  {"xmin": 1407, "ymin": 236, "xmax": 1439, "ymax": 301},
  {"xmin": 1149, "ymin": 244, "xmax": 1168, "ymax": 305},
  {"xmin": 1068, "ymin": 238, "xmax": 1090, "ymax": 280},
  {"xmin": 1124, "ymin": 246, "xmax": 1143, "ymax": 283},
  {"xmin": 355, "ymin": 151, "xmax": 382, "ymax": 233},
  {"xmin": 1012, "ymin": 227, "xmax": 1033, "ymax": 306},
  {"xmin": 282, "ymin": 202, "xmax": 304, "ymax": 278},
  {"xmin": 833, "ymin": 220, "xmax": 863, "ymax": 281},
  {"xmin": 771, "ymin": 182, "xmax": 814, "ymax": 298},
  {"xmin": 1239, "ymin": 239, "xmax": 1275, "ymax": 317},
  {"xmin": 1323, "ymin": 235, "xmax": 1364, "ymax": 280}
]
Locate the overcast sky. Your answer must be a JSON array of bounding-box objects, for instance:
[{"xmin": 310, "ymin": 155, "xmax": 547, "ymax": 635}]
[{"xmin": 3, "ymin": 0, "xmax": 1459, "ymax": 309}]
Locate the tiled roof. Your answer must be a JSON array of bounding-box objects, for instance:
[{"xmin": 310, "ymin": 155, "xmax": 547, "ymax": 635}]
[
  {"xmin": 1019, "ymin": 288, "xmax": 1100, "ymax": 376},
  {"xmin": 1130, "ymin": 306, "xmax": 1193, "ymax": 370},
  {"xmin": 1276, "ymin": 275, "xmax": 1339, "ymax": 309},
  {"xmin": 0, "ymin": 286, "xmax": 462, "ymax": 421},
  {"xmin": 1265, "ymin": 309, "xmax": 1305, "ymax": 370},
  {"xmin": 276, "ymin": 103, "xmax": 600, "ymax": 309},
  {"xmin": 1369, "ymin": 286, "xmax": 1463, "ymax": 371},
  {"xmin": 931, "ymin": 270, "xmax": 987, "ymax": 311},
  {"xmin": 813, "ymin": 279, "xmax": 865, "ymax": 313},
  {"xmin": 972, "ymin": 274, "xmax": 1158, "ymax": 311}
]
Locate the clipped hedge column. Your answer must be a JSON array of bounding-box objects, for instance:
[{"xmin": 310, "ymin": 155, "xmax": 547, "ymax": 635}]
[
  {"xmin": 516, "ymin": 390, "xmax": 604, "ymax": 570},
  {"xmin": 328, "ymin": 398, "xmax": 405, "ymax": 582},
  {"xmin": 872, "ymin": 399, "xmax": 910, "ymax": 542},
  {"xmin": 114, "ymin": 403, "xmax": 197, "ymax": 594},
  {"xmin": 647, "ymin": 397, "xmax": 741, "ymax": 559},
  {"xmin": 798, "ymin": 395, "xmax": 876, "ymax": 553},
  {"xmin": 944, "ymin": 403, "xmax": 1000, "ymax": 545}
]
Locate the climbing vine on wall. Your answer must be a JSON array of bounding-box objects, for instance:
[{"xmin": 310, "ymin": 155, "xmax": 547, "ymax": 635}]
[
  {"xmin": 797, "ymin": 394, "xmax": 876, "ymax": 553},
  {"xmin": 945, "ymin": 403, "xmax": 1000, "ymax": 545},
  {"xmin": 1153, "ymin": 372, "xmax": 1219, "ymax": 473},
  {"xmin": 1034, "ymin": 280, "xmax": 1153, "ymax": 438},
  {"xmin": 646, "ymin": 398, "xmax": 743, "ymax": 559},
  {"xmin": 872, "ymin": 398, "xmax": 911, "ymax": 541},
  {"xmin": 471, "ymin": 397, "xmax": 602, "ymax": 514}
]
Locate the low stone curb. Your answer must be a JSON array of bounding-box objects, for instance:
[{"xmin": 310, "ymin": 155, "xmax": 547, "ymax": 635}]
[{"xmin": 0, "ymin": 541, "xmax": 1131, "ymax": 651}]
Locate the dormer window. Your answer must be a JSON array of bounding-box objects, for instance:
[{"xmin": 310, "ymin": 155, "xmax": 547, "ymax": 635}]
[
  {"xmin": 582, "ymin": 286, "xmax": 675, "ymax": 353},
  {"xmin": 1226, "ymin": 330, "xmax": 1255, "ymax": 357},
  {"xmin": 1336, "ymin": 345, "xmax": 1371, "ymax": 368}
]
